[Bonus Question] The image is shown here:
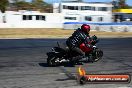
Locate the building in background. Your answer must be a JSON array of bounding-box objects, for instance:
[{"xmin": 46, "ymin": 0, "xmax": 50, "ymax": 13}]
[
  {"xmin": 0, "ymin": 1, "xmax": 113, "ymax": 28},
  {"xmin": 53, "ymin": 2, "xmax": 113, "ymax": 23},
  {"xmin": 113, "ymin": 9, "xmax": 132, "ymax": 22}
]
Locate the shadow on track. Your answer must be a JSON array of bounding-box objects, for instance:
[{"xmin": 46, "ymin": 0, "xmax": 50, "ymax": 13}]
[
  {"xmin": 38, "ymin": 63, "xmax": 49, "ymax": 67},
  {"xmin": 38, "ymin": 62, "xmax": 83, "ymax": 67},
  {"xmin": 38, "ymin": 62, "xmax": 77, "ymax": 81}
]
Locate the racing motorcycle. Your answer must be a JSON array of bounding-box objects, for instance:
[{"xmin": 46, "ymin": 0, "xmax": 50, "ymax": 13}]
[{"xmin": 46, "ymin": 35, "xmax": 103, "ymax": 66}]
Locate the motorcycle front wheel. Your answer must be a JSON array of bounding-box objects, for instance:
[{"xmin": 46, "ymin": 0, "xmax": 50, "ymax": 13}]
[{"xmin": 93, "ymin": 49, "xmax": 103, "ymax": 62}]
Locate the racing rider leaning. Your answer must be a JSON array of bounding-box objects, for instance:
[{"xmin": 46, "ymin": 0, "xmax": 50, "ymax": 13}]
[{"xmin": 66, "ymin": 24, "xmax": 93, "ymax": 62}]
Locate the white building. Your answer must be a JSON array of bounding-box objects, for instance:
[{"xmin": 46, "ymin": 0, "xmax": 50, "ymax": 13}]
[
  {"xmin": 54, "ymin": 2, "xmax": 113, "ymax": 23},
  {"xmin": 0, "ymin": 2, "xmax": 113, "ymax": 28},
  {"xmin": 0, "ymin": 10, "xmax": 64, "ymax": 28}
]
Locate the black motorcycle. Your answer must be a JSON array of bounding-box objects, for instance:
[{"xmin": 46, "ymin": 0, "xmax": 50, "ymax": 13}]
[{"xmin": 47, "ymin": 35, "xmax": 103, "ymax": 66}]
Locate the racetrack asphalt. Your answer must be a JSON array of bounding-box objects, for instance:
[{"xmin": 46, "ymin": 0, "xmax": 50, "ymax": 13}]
[{"xmin": 0, "ymin": 38, "xmax": 132, "ymax": 88}]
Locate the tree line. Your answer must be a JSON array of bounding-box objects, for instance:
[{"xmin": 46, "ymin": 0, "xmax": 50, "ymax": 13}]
[
  {"xmin": 0, "ymin": 0, "xmax": 52, "ymax": 13},
  {"xmin": 0, "ymin": 0, "xmax": 132, "ymax": 13},
  {"xmin": 112, "ymin": 0, "xmax": 132, "ymax": 9}
]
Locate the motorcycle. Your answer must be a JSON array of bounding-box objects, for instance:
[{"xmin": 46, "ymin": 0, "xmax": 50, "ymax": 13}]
[{"xmin": 46, "ymin": 35, "xmax": 103, "ymax": 66}]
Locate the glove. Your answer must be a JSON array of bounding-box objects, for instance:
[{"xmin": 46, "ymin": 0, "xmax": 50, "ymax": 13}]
[{"xmin": 85, "ymin": 43, "xmax": 93, "ymax": 49}]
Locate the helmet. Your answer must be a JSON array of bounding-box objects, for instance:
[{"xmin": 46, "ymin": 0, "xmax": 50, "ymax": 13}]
[{"xmin": 81, "ymin": 24, "xmax": 90, "ymax": 33}]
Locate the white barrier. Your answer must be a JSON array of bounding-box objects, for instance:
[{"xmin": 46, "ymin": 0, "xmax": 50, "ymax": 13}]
[
  {"xmin": 95, "ymin": 25, "xmax": 132, "ymax": 32},
  {"xmin": 63, "ymin": 24, "xmax": 132, "ymax": 32},
  {"xmin": 0, "ymin": 22, "xmax": 132, "ymax": 32}
]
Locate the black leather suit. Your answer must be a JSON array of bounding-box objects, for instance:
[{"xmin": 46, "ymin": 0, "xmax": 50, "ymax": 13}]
[{"xmin": 66, "ymin": 28, "xmax": 92, "ymax": 61}]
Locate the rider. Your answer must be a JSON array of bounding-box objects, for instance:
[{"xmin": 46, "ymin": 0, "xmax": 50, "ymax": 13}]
[{"xmin": 66, "ymin": 24, "xmax": 93, "ymax": 62}]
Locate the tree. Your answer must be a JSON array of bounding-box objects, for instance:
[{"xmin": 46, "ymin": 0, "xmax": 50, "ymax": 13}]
[
  {"xmin": 112, "ymin": 0, "xmax": 119, "ymax": 9},
  {"xmin": 118, "ymin": 0, "xmax": 129, "ymax": 9},
  {"xmin": 31, "ymin": 0, "xmax": 48, "ymax": 9},
  {"xmin": 11, "ymin": 0, "xmax": 30, "ymax": 10},
  {"xmin": 0, "ymin": 0, "xmax": 9, "ymax": 13},
  {"xmin": 31, "ymin": 0, "xmax": 53, "ymax": 12},
  {"xmin": 112, "ymin": 0, "xmax": 132, "ymax": 9},
  {"xmin": 15, "ymin": 1, "xmax": 31, "ymax": 10},
  {"xmin": 8, "ymin": 0, "xmax": 52, "ymax": 12}
]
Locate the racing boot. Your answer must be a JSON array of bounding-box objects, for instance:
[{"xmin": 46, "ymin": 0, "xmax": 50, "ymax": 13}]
[
  {"xmin": 88, "ymin": 54, "xmax": 94, "ymax": 63},
  {"xmin": 81, "ymin": 56, "xmax": 89, "ymax": 62},
  {"xmin": 70, "ymin": 56, "xmax": 83, "ymax": 64}
]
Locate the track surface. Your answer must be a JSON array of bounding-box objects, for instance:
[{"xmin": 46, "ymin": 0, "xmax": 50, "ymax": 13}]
[{"xmin": 0, "ymin": 38, "xmax": 132, "ymax": 88}]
